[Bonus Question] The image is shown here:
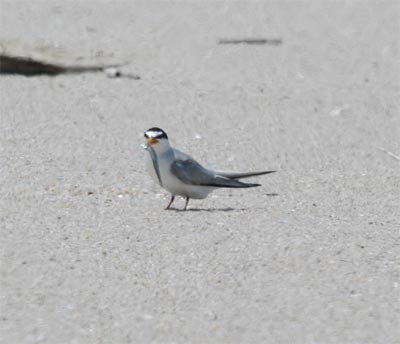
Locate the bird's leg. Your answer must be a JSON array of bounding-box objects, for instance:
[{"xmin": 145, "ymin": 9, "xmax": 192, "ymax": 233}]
[
  {"xmin": 165, "ymin": 195, "xmax": 175, "ymax": 210},
  {"xmin": 183, "ymin": 197, "xmax": 190, "ymax": 210}
]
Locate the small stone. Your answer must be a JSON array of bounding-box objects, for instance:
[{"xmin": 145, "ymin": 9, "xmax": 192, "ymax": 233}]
[{"xmin": 104, "ymin": 67, "xmax": 121, "ymax": 78}]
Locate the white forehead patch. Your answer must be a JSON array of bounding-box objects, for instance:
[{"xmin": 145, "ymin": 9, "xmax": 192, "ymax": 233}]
[{"xmin": 146, "ymin": 130, "xmax": 163, "ymax": 138}]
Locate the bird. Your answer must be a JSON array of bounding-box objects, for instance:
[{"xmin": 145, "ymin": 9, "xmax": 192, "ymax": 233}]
[{"xmin": 141, "ymin": 127, "xmax": 275, "ymax": 210}]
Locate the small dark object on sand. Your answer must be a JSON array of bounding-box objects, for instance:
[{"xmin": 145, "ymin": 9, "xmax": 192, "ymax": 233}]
[
  {"xmin": 218, "ymin": 38, "xmax": 282, "ymax": 46},
  {"xmin": 104, "ymin": 67, "xmax": 140, "ymax": 80}
]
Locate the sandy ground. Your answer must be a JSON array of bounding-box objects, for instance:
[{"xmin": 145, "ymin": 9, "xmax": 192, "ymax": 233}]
[{"xmin": 1, "ymin": 1, "xmax": 399, "ymax": 343}]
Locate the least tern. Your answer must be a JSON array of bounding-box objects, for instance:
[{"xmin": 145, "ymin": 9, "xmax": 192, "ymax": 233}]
[{"xmin": 142, "ymin": 127, "xmax": 275, "ymax": 210}]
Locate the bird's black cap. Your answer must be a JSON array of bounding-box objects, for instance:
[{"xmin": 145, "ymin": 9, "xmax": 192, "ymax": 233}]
[{"xmin": 144, "ymin": 127, "xmax": 168, "ymax": 140}]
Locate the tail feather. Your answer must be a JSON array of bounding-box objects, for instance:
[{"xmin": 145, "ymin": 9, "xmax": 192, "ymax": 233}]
[
  {"xmin": 201, "ymin": 176, "xmax": 261, "ymax": 188},
  {"xmin": 215, "ymin": 170, "xmax": 276, "ymax": 180}
]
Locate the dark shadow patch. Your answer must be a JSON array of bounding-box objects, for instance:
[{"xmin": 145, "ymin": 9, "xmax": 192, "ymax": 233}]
[
  {"xmin": 0, "ymin": 54, "xmax": 139, "ymax": 79},
  {"xmin": 265, "ymin": 193, "xmax": 279, "ymax": 197},
  {"xmin": 168, "ymin": 207, "xmax": 244, "ymax": 212},
  {"xmin": 218, "ymin": 38, "xmax": 282, "ymax": 46}
]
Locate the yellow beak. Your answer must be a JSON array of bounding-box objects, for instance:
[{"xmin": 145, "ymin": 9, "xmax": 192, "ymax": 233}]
[{"xmin": 148, "ymin": 137, "xmax": 158, "ymax": 146}]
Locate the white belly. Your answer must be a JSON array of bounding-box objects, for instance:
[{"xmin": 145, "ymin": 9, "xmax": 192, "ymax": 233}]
[{"xmin": 145, "ymin": 152, "xmax": 214, "ymax": 199}]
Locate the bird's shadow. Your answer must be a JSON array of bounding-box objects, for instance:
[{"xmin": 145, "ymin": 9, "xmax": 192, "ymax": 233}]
[
  {"xmin": 164, "ymin": 193, "xmax": 279, "ymax": 212},
  {"xmin": 167, "ymin": 207, "xmax": 245, "ymax": 212}
]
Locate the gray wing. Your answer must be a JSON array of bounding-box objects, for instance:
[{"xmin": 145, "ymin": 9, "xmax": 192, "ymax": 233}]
[{"xmin": 170, "ymin": 158, "xmax": 260, "ymax": 188}]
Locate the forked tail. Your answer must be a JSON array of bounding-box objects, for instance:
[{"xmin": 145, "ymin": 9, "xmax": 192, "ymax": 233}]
[
  {"xmin": 215, "ymin": 170, "xmax": 276, "ymax": 180},
  {"xmin": 201, "ymin": 175, "xmax": 261, "ymax": 188}
]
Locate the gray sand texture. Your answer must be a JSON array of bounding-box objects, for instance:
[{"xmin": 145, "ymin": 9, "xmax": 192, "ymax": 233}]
[{"xmin": 0, "ymin": 1, "xmax": 399, "ymax": 343}]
